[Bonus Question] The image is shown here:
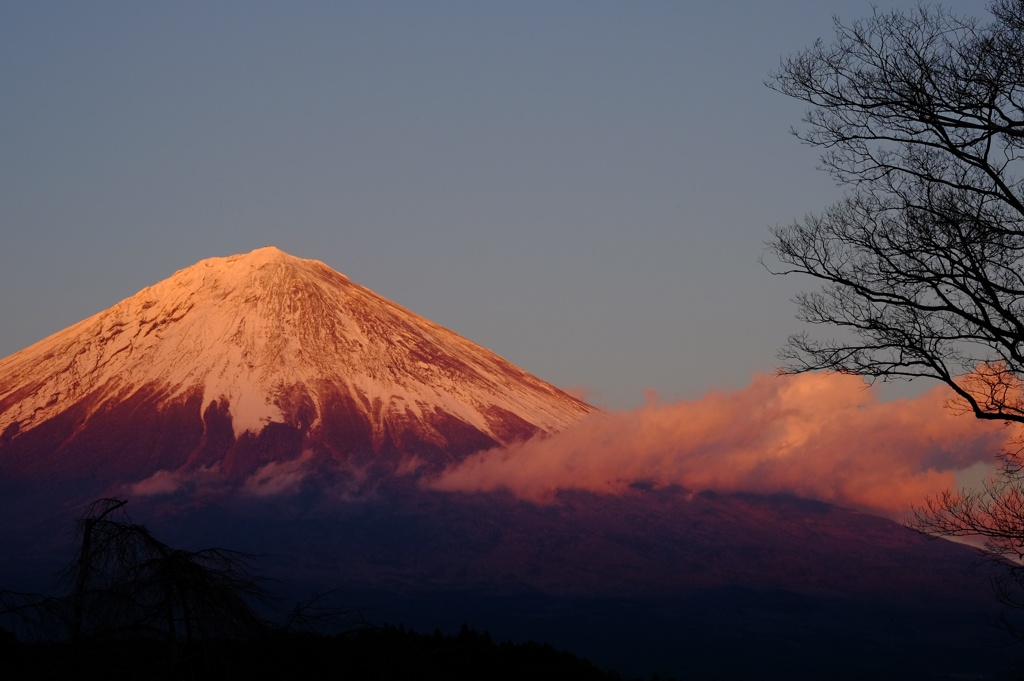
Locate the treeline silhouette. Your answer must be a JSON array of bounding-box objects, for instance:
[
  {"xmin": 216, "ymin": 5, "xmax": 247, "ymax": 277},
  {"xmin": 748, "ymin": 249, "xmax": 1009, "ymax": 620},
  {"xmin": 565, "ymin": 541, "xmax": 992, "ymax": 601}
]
[
  {"xmin": 3, "ymin": 622, "xmax": 665, "ymax": 680},
  {"xmin": 0, "ymin": 499, "xmax": 672, "ymax": 680}
]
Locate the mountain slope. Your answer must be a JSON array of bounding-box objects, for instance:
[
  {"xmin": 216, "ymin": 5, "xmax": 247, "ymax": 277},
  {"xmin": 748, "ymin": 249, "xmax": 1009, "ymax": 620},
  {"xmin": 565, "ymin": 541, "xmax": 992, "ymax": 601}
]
[{"xmin": 0, "ymin": 246, "xmax": 593, "ymax": 485}]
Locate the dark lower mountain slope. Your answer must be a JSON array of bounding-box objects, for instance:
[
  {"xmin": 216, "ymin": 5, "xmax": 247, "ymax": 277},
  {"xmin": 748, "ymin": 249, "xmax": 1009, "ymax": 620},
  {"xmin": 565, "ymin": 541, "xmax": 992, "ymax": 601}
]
[{"xmin": 1, "ymin": 484, "xmax": 1013, "ymax": 681}]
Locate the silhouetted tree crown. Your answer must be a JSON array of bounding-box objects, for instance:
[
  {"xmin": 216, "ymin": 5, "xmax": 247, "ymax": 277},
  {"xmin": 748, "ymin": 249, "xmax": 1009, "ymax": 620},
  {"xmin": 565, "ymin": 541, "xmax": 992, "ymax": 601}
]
[{"xmin": 765, "ymin": 1, "xmax": 1024, "ymax": 424}]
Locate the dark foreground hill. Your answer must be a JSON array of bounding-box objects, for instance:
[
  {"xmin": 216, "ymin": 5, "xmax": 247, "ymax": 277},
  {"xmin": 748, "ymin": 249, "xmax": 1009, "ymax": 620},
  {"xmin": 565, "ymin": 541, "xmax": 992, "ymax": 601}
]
[{"xmin": 4, "ymin": 625, "xmax": 656, "ymax": 681}]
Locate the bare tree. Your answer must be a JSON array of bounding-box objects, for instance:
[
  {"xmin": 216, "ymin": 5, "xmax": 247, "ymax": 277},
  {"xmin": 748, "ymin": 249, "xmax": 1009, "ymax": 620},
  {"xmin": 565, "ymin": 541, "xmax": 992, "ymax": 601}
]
[
  {"xmin": 908, "ymin": 450, "xmax": 1024, "ymax": 634},
  {"xmin": 59, "ymin": 498, "xmax": 268, "ymax": 644},
  {"xmin": 0, "ymin": 498, "xmax": 268, "ymax": 645},
  {"xmin": 765, "ymin": 1, "xmax": 1024, "ymax": 612}
]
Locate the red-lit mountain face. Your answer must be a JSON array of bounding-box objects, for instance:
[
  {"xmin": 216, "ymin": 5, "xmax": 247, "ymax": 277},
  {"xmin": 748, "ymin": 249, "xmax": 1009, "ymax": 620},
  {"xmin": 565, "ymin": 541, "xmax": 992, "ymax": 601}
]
[{"xmin": 0, "ymin": 247, "xmax": 593, "ymax": 490}]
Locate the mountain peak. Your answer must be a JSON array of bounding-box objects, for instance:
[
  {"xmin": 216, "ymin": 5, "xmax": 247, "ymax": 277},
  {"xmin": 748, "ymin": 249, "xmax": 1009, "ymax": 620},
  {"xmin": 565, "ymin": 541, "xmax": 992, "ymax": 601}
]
[
  {"xmin": 169, "ymin": 246, "xmax": 346, "ymax": 293},
  {"xmin": 201, "ymin": 245, "xmax": 323, "ymax": 270},
  {"xmin": 0, "ymin": 249, "xmax": 594, "ymax": 487}
]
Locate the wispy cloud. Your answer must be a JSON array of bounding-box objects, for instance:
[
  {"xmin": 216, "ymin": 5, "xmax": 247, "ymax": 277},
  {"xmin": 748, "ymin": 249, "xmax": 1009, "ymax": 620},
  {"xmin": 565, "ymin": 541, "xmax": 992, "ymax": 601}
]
[
  {"xmin": 241, "ymin": 450, "xmax": 316, "ymax": 497},
  {"xmin": 128, "ymin": 465, "xmax": 224, "ymax": 498}
]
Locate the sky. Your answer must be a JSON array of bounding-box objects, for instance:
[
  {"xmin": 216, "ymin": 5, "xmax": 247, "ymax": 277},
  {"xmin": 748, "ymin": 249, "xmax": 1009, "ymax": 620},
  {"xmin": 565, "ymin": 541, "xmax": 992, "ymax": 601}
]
[{"xmin": 1, "ymin": 0, "xmax": 980, "ymax": 411}]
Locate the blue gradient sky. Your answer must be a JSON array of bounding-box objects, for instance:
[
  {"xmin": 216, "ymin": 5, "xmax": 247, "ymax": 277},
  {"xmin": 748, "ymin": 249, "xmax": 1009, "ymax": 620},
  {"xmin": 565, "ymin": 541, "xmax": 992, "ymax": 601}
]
[{"xmin": 1, "ymin": 1, "xmax": 961, "ymax": 409}]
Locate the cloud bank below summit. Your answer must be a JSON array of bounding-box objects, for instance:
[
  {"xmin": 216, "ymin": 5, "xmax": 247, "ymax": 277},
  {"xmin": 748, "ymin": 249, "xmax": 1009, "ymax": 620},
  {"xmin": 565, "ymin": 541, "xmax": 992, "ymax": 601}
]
[
  {"xmin": 127, "ymin": 370, "xmax": 1013, "ymax": 522},
  {"xmin": 427, "ymin": 372, "xmax": 1011, "ymax": 519}
]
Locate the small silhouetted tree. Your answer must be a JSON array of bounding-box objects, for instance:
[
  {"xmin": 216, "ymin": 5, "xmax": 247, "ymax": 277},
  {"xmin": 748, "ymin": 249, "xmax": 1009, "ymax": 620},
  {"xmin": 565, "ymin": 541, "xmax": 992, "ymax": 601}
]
[
  {"xmin": 60, "ymin": 498, "xmax": 267, "ymax": 644},
  {"xmin": 907, "ymin": 452, "xmax": 1024, "ymax": 635},
  {"xmin": 0, "ymin": 498, "xmax": 268, "ymax": 646},
  {"xmin": 0, "ymin": 498, "xmax": 375, "ymax": 678}
]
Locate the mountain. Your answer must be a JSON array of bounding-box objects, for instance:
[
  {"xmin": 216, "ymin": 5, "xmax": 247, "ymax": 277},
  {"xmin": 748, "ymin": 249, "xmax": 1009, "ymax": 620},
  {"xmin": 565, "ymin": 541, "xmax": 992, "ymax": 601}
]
[
  {"xmin": 0, "ymin": 247, "xmax": 1014, "ymax": 679},
  {"xmin": 0, "ymin": 246, "xmax": 593, "ymax": 490}
]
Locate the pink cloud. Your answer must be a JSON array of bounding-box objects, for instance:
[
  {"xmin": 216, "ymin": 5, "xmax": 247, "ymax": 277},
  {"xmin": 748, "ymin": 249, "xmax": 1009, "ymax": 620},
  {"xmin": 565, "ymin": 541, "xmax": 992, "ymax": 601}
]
[
  {"xmin": 242, "ymin": 450, "xmax": 315, "ymax": 497},
  {"xmin": 561, "ymin": 385, "xmax": 603, "ymax": 407},
  {"xmin": 427, "ymin": 372, "xmax": 1012, "ymax": 519},
  {"xmin": 129, "ymin": 469, "xmax": 185, "ymax": 496},
  {"xmin": 127, "ymin": 465, "xmax": 223, "ymax": 497}
]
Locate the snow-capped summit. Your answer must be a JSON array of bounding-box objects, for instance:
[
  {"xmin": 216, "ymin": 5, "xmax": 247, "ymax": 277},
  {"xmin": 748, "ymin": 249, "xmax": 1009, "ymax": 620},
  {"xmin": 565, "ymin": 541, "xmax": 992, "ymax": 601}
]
[{"xmin": 0, "ymin": 247, "xmax": 594, "ymax": 485}]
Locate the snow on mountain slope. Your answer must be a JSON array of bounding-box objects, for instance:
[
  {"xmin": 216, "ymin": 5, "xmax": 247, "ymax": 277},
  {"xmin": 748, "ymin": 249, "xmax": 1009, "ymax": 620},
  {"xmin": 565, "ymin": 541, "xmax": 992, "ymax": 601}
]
[{"xmin": 0, "ymin": 246, "xmax": 594, "ymax": 484}]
